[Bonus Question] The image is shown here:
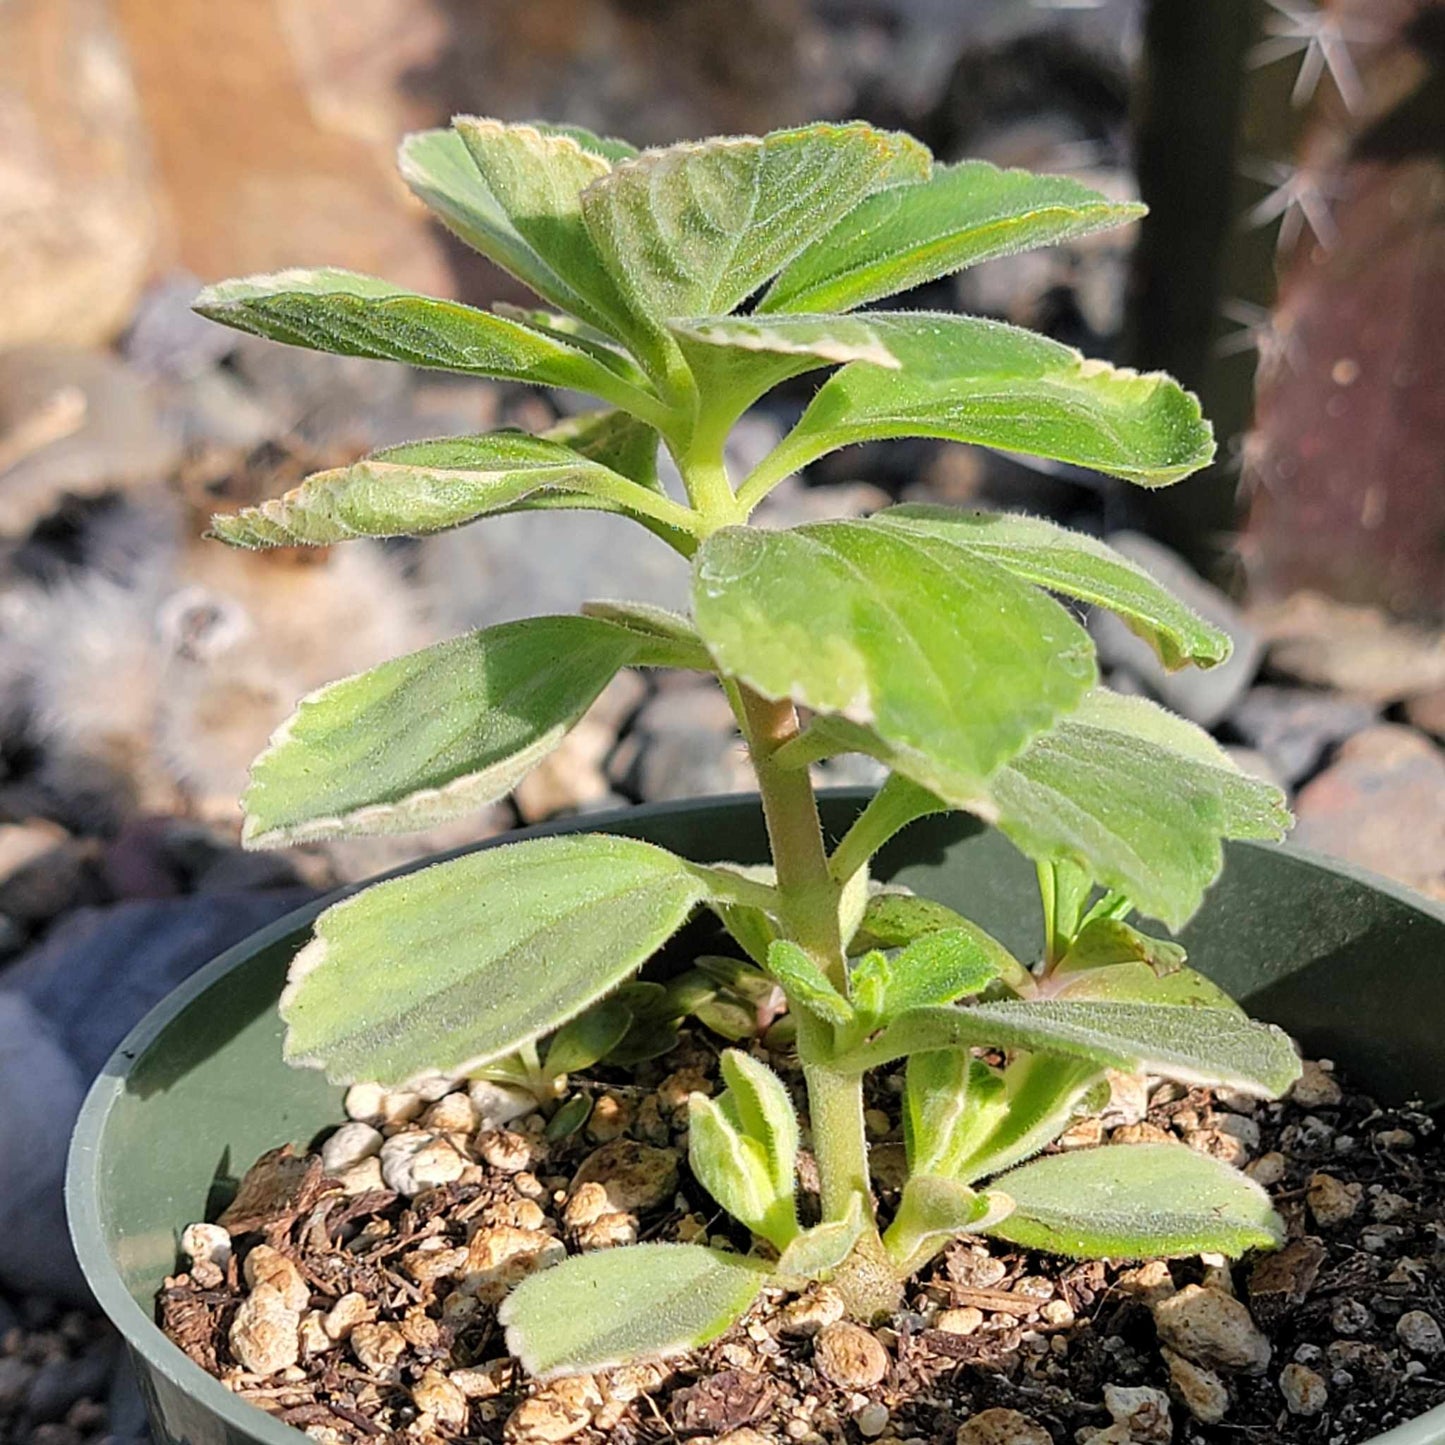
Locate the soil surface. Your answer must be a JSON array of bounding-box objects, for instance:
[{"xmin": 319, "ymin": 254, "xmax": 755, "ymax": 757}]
[{"xmin": 158, "ymin": 1035, "xmax": 1444, "ymax": 1445}]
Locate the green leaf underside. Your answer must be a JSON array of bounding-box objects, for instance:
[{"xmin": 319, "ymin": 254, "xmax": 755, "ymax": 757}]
[
  {"xmin": 693, "ymin": 519, "xmax": 1095, "ymax": 797},
  {"xmin": 884, "ymin": 1176, "xmax": 1000, "ymax": 1274},
  {"xmin": 544, "ymin": 997, "xmax": 633, "ymax": 1077},
  {"xmin": 543, "ymin": 410, "xmax": 662, "ymax": 491},
  {"xmin": 499, "ymin": 1243, "xmax": 769, "ymax": 1379},
  {"xmin": 883, "ymin": 931, "xmax": 1002, "ymax": 1014},
  {"xmin": 989, "ymin": 690, "xmax": 1290, "ymax": 929},
  {"xmin": 243, "ymin": 617, "xmax": 668, "ymax": 847},
  {"xmin": 399, "ymin": 126, "xmax": 646, "ymax": 351},
  {"xmin": 776, "ymin": 1197, "xmax": 865, "ymax": 1280},
  {"xmin": 877, "ymin": 506, "xmax": 1229, "ymax": 670},
  {"xmin": 764, "ymin": 314, "xmax": 1213, "ymax": 489},
  {"xmin": 280, "ymin": 834, "xmax": 708, "ymax": 1084},
  {"xmin": 671, "ymin": 315, "xmax": 901, "ymax": 369},
  {"xmin": 1055, "ymin": 961, "xmax": 1240, "ymax": 1010},
  {"xmin": 951, "ymin": 1054, "xmax": 1103, "ymax": 1183},
  {"xmin": 578, "ymin": 600, "xmax": 712, "ymax": 670},
  {"xmin": 761, "ymin": 160, "xmax": 1144, "ymax": 314},
  {"xmin": 904, "ymin": 1049, "xmax": 975, "ymax": 1176},
  {"xmin": 847, "ymin": 999, "xmax": 1300, "ymax": 1097},
  {"xmin": 210, "ymin": 432, "xmax": 655, "ymax": 549},
  {"xmin": 580, "ymin": 123, "xmax": 931, "ymax": 324},
  {"xmin": 767, "ymin": 941, "xmax": 853, "ymax": 1027},
  {"xmin": 721, "ymin": 1049, "xmax": 801, "ymax": 1201},
  {"xmin": 805, "ymin": 688, "xmax": 1287, "ymax": 932},
  {"xmin": 192, "ymin": 269, "xmax": 649, "ymax": 405},
  {"xmin": 984, "ymin": 1144, "xmax": 1284, "ymax": 1258},
  {"xmin": 453, "ymin": 119, "xmax": 658, "ymax": 356}
]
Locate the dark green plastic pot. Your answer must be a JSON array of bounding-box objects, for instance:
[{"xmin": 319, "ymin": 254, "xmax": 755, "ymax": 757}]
[{"xmin": 69, "ymin": 792, "xmax": 1445, "ymax": 1445}]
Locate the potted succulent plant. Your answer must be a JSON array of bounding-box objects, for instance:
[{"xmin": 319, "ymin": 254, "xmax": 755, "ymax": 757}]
[{"xmin": 69, "ymin": 118, "xmax": 1445, "ymax": 1445}]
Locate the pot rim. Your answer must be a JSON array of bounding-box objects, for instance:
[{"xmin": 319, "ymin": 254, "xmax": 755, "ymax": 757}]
[{"xmin": 66, "ymin": 789, "xmax": 1445, "ymax": 1445}]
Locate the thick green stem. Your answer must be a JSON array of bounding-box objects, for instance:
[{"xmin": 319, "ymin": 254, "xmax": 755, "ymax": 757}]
[
  {"xmin": 733, "ymin": 687, "xmax": 844, "ymax": 986},
  {"xmin": 730, "ymin": 684, "xmax": 903, "ymax": 1317}
]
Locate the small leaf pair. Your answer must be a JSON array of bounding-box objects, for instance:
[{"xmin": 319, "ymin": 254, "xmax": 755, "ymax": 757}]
[{"xmin": 688, "ymin": 1050, "xmax": 800, "ymax": 1249}]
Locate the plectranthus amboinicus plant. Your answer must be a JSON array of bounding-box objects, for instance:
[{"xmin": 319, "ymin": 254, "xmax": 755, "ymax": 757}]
[{"xmin": 197, "ymin": 117, "xmax": 1298, "ymax": 1378}]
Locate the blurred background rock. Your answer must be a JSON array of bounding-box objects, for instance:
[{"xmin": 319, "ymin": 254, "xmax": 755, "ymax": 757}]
[{"xmin": 0, "ymin": 2, "xmax": 1442, "ymax": 1437}]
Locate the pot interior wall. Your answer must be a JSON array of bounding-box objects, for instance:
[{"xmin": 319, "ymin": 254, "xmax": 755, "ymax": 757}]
[{"xmin": 73, "ymin": 793, "xmax": 1445, "ymax": 1444}]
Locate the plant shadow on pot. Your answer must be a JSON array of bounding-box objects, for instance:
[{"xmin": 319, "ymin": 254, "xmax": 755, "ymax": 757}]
[{"xmin": 69, "ymin": 791, "xmax": 1445, "ymax": 1445}]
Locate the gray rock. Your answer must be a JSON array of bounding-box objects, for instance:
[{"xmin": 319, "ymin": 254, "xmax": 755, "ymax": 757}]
[
  {"xmin": 122, "ymin": 274, "xmax": 233, "ymax": 382},
  {"xmin": 0, "ymin": 889, "xmax": 311, "ymax": 1297},
  {"xmin": 24, "ymin": 1338, "xmax": 114, "ymax": 1422},
  {"xmin": 1292, "ymin": 726, "xmax": 1445, "ymax": 897},
  {"xmin": 1089, "ymin": 532, "xmax": 1262, "ymax": 728},
  {"xmin": 421, "ymin": 509, "xmax": 689, "ymax": 633},
  {"xmin": 1230, "ymin": 686, "xmax": 1377, "ymax": 785},
  {"xmin": 614, "ymin": 682, "xmax": 752, "ymax": 803},
  {"xmin": 0, "ymin": 348, "xmax": 180, "ymax": 537}
]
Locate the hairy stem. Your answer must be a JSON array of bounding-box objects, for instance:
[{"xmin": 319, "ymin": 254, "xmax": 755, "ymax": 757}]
[{"xmin": 731, "ymin": 683, "xmax": 901, "ymax": 1315}]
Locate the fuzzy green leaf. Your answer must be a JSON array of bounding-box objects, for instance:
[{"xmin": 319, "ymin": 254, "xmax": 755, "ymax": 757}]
[
  {"xmin": 500, "ymin": 1243, "xmax": 769, "ymax": 1378},
  {"xmin": 400, "ymin": 124, "xmax": 646, "ymax": 350},
  {"xmin": 688, "ymin": 1096, "xmax": 784, "ymax": 1241},
  {"xmin": 884, "ymin": 930, "xmax": 1003, "ymax": 1015},
  {"xmin": 761, "ymin": 161, "xmax": 1144, "ymax": 314},
  {"xmin": 192, "ymin": 268, "xmax": 659, "ymax": 415},
  {"xmin": 949, "ymin": 1054, "xmax": 1104, "ymax": 1183},
  {"xmin": 242, "ymin": 617, "xmax": 668, "ymax": 847},
  {"xmin": 453, "ymin": 118, "xmax": 658, "ymax": 355},
  {"xmin": 988, "ymin": 689, "xmax": 1291, "ymax": 929},
  {"xmin": 876, "ymin": 506, "xmax": 1230, "ymax": 670},
  {"xmin": 844, "ymin": 999, "xmax": 1301, "ymax": 1097},
  {"xmin": 775, "ymin": 1196, "xmax": 866, "ymax": 1282},
  {"xmin": 281, "ymin": 834, "xmax": 708, "ymax": 1084},
  {"xmin": 579, "ymin": 600, "xmax": 711, "ymax": 669},
  {"xmin": 882, "ymin": 1176, "xmax": 1010, "ymax": 1276},
  {"xmin": 580, "ymin": 123, "xmax": 930, "ymax": 324},
  {"xmin": 982, "ymin": 1144, "xmax": 1285, "ymax": 1258},
  {"xmin": 766, "ymin": 941, "xmax": 854, "ymax": 1028},
  {"xmin": 750, "ymin": 314, "xmax": 1213, "ymax": 493},
  {"xmin": 543, "ymin": 409, "xmax": 661, "ymax": 490},
  {"xmin": 209, "ymin": 432, "xmax": 674, "ymax": 550},
  {"xmin": 672, "ymin": 314, "xmax": 901, "ymax": 369},
  {"xmin": 852, "ymin": 895, "xmax": 1033, "ymax": 994},
  {"xmin": 543, "ymin": 996, "xmax": 634, "ymax": 1078},
  {"xmin": 903, "ymin": 1049, "xmax": 975, "ymax": 1177},
  {"xmin": 719, "ymin": 1049, "xmax": 800, "ymax": 1200},
  {"xmin": 693, "ymin": 518, "xmax": 1095, "ymax": 797}
]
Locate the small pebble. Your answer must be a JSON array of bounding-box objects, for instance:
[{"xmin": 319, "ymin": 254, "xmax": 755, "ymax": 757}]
[
  {"xmin": 480, "ymin": 1129, "xmax": 540, "ymax": 1174},
  {"xmin": 1103, "ymin": 1383, "xmax": 1171, "ymax": 1444},
  {"xmin": 243, "ymin": 1245, "xmax": 310, "ymax": 1312},
  {"xmin": 1245, "ymin": 1151, "xmax": 1287, "ymax": 1187},
  {"xmin": 1331, "ymin": 1297, "xmax": 1373, "ymax": 1336},
  {"xmin": 413, "ymin": 1366, "xmax": 468, "ymax": 1430},
  {"xmin": 344, "ymin": 1082, "xmax": 423, "ymax": 1129},
  {"xmin": 935, "ymin": 1307, "xmax": 984, "ymax": 1336},
  {"xmin": 1279, "ymin": 1362, "xmax": 1328, "ymax": 1416},
  {"xmin": 380, "ymin": 1131, "xmax": 467, "ymax": 1195},
  {"xmin": 1397, "ymin": 1311, "xmax": 1444, "ymax": 1357},
  {"xmin": 1375, "ymin": 1128, "xmax": 1416, "ymax": 1151},
  {"xmin": 954, "ymin": 1407, "xmax": 1051, "ymax": 1445},
  {"xmin": 855, "ymin": 1402, "xmax": 890, "ymax": 1437},
  {"xmin": 1306, "ymin": 1171, "xmax": 1362, "ymax": 1227},
  {"xmin": 229, "ymin": 1283, "xmax": 300, "ymax": 1376},
  {"xmin": 814, "ymin": 1320, "xmax": 889, "ymax": 1389},
  {"xmin": 1152, "ymin": 1285, "xmax": 1270, "ymax": 1375},
  {"xmin": 320, "ymin": 1121, "xmax": 383, "ymax": 1174},
  {"xmin": 1290, "ymin": 1060, "xmax": 1343, "ymax": 1108},
  {"xmin": 1162, "ymin": 1348, "xmax": 1229, "ymax": 1424},
  {"xmin": 424, "ymin": 1090, "xmax": 478, "ymax": 1135},
  {"xmin": 469, "ymin": 1078, "xmax": 539, "ymax": 1130}
]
